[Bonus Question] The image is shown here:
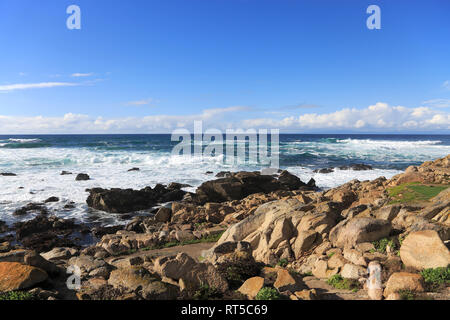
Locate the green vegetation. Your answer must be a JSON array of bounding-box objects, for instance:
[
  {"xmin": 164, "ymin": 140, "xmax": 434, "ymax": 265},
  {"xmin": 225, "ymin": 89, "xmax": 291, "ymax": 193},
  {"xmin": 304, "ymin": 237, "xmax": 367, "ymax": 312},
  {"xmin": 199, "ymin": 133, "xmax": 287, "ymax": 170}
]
[
  {"xmin": 224, "ymin": 266, "xmax": 246, "ymax": 289},
  {"xmin": 255, "ymin": 287, "xmax": 281, "ymax": 300},
  {"xmin": 193, "ymin": 284, "xmax": 222, "ymax": 300},
  {"xmin": 326, "ymin": 274, "xmax": 361, "ymax": 291},
  {"xmin": 0, "ymin": 291, "xmax": 35, "ymax": 301},
  {"xmin": 372, "ymin": 237, "xmax": 397, "ymax": 254},
  {"xmin": 327, "ymin": 252, "xmax": 335, "ymax": 258},
  {"xmin": 397, "ymin": 289, "xmax": 433, "ymax": 300},
  {"xmin": 277, "ymin": 258, "xmax": 288, "ymax": 268},
  {"xmin": 387, "ymin": 183, "xmax": 448, "ymax": 204},
  {"xmin": 420, "ymin": 267, "xmax": 450, "ymax": 291},
  {"xmin": 302, "ymin": 271, "xmax": 313, "ymax": 277},
  {"xmin": 398, "ymin": 289, "xmax": 416, "ymax": 300}
]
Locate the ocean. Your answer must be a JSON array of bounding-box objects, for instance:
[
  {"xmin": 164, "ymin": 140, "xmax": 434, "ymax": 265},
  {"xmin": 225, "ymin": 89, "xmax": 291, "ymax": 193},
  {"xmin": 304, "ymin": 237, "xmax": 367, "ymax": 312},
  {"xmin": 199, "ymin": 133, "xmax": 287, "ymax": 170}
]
[{"xmin": 1, "ymin": 134, "xmax": 449, "ymax": 226}]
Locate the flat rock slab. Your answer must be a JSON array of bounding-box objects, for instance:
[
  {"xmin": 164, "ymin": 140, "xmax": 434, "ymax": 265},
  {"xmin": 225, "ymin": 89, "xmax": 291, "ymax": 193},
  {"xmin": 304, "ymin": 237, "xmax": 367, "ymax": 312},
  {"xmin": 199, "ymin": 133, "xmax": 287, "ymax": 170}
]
[{"xmin": 106, "ymin": 242, "xmax": 215, "ymax": 265}]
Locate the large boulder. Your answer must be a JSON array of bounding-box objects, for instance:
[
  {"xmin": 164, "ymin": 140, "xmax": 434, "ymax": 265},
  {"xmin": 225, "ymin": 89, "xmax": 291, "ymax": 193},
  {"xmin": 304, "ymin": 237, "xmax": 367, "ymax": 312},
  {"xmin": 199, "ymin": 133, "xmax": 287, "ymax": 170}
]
[
  {"xmin": 195, "ymin": 171, "xmax": 315, "ymax": 204},
  {"xmin": 108, "ymin": 266, "xmax": 178, "ymax": 300},
  {"xmin": 217, "ymin": 199, "xmax": 315, "ymax": 264},
  {"xmin": 86, "ymin": 185, "xmax": 185, "ymax": 213},
  {"xmin": 218, "ymin": 198, "xmax": 310, "ymax": 244},
  {"xmin": 329, "ymin": 217, "xmax": 392, "ymax": 248},
  {"xmin": 238, "ymin": 277, "xmax": 264, "ymax": 299},
  {"xmin": 0, "ymin": 262, "xmax": 48, "ymax": 292},
  {"xmin": 399, "ymin": 230, "xmax": 450, "ymax": 270},
  {"xmin": 383, "ymin": 272, "xmax": 425, "ymax": 297},
  {"xmin": 0, "ymin": 249, "xmax": 58, "ymax": 274},
  {"xmin": 154, "ymin": 253, "xmax": 229, "ymax": 293}
]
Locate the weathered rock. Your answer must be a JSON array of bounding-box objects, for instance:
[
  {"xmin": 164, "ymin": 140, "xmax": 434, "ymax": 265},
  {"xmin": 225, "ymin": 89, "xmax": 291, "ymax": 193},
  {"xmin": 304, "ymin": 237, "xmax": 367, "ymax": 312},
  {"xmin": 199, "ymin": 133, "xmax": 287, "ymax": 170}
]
[
  {"xmin": 343, "ymin": 248, "xmax": 368, "ymax": 266},
  {"xmin": 86, "ymin": 186, "xmax": 185, "ymax": 213},
  {"xmin": 340, "ymin": 263, "xmax": 367, "ymax": 279},
  {"xmin": 175, "ymin": 230, "xmax": 195, "ymax": 242},
  {"xmin": 108, "ymin": 267, "xmax": 178, "ymax": 299},
  {"xmin": 154, "ymin": 207, "xmax": 172, "ymax": 223},
  {"xmin": 313, "ymin": 168, "xmax": 334, "ymax": 174},
  {"xmin": 399, "ymin": 230, "xmax": 450, "ymax": 270},
  {"xmin": 292, "ymin": 231, "xmax": 318, "ymax": 259},
  {"xmin": 195, "ymin": 171, "xmax": 314, "ymax": 204},
  {"xmin": 154, "ymin": 253, "xmax": 197, "ymax": 280},
  {"xmin": 374, "ymin": 204, "xmax": 402, "ymax": 221},
  {"xmin": 329, "ymin": 217, "xmax": 392, "ymax": 248},
  {"xmin": 339, "ymin": 164, "xmax": 373, "ymax": 171},
  {"xmin": 0, "ymin": 172, "xmax": 17, "ymax": 176},
  {"xmin": 383, "ymin": 272, "xmax": 425, "ymax": 297},
  {"xmin": 0, "ymin": 262, "xmax": 48, "ymax": 292},
  {"xmin": 41, "ymin": 247, "xmax": 78, "ymax": 261},
  {"xmin": 268, "ymin": 218, "xmax": 295, "ymax": 249},
  {"xmin": 327, "ymin": 252, "xmax": 347, "ymax": 269},
  {"xmin": 312, "ymin": 259, "xmax": 338, "ymax": 279},
  {"xmin": 154, "ymin": 253, "xmax": 229, "ymax": 293},
  {"xmin": 274, "ymin": 269, "xmax": 303, "ymax": 292},
  {"xmin": 44, "ymin": 196, "xmax": 59, "ymax": 203},
  {"xmin": 68, "ymin": 255, "xmax": 107, "ymax": 276},
  {"xmin": 238, "ymin": 277, "xmax": 264, "ymax": 299},
  {"xmin": 13, "ymin": 203, "xmax": 48, "ymax": 216},
  {"xmin": 294, "ymin": 289, "xmax": 317, "ymax": 300},
  {"xmin": 75, "ymin": 173, "xmax": 90, "ymax": 181},
  {"xmin": 0, "ymin": 249, "xmax": 58, "ymax": 274}
]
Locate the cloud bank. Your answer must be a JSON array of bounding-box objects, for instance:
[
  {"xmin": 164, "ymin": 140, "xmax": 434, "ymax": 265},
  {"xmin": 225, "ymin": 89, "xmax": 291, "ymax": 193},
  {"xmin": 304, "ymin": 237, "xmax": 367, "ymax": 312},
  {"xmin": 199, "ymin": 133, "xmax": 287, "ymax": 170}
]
[
  {"xmin": 0, "ymin": 82, "xmax": 78, "ymax": 92},
  {"xmin": 0, "ymin": 103, "xmax": 448, "ymax": 134}
]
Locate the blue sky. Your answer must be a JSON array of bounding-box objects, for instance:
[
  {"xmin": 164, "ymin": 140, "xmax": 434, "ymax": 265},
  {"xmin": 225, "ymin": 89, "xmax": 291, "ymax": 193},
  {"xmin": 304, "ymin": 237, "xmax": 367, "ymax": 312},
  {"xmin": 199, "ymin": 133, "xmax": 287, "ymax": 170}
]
[{"xmin": 0, "ymin": 0, "xmax": 449, "ymax": 133}]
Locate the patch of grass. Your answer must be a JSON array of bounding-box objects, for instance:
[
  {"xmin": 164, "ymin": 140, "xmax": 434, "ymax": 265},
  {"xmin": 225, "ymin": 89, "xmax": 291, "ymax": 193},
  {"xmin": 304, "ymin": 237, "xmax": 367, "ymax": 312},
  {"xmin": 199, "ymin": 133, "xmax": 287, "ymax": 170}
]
[
  {"xmin": 255, "ymin": 287, "xmax": 281, "ymax": 300},
  {"xmin": 302, "ymin": 271, "xmax": 313, "ymax": 277},
  {"xmin": 277, "ymin": 258, "xmax": 288, "ymax": 268},
  {"xmin": 0, "ymin": 291, "xmax": 35, "ymax": 301},
  {"xmin": 327, "ymin": 252, "xmax": 335, "ymax": 258},
  {"xmin": 326, "ymin": 274, "xmax": 361, "ymax": 291},
  {"xmin": 420, "ymin": 267, "xmax": 450, "ymax": 291},
  {"xmin": 372, "ymin": 238, "xmax": 397, "ymax": 254},
  {"xmin": 387, "ymin": 183, "xmax": 448, "ymax": 204},
  {"xmin": 398, "ymin": 289, "xmax": 416, "ymax": 300},
  {"xmin": 193, "ymin": 284, "xmax": 223, "ymax": 300}
]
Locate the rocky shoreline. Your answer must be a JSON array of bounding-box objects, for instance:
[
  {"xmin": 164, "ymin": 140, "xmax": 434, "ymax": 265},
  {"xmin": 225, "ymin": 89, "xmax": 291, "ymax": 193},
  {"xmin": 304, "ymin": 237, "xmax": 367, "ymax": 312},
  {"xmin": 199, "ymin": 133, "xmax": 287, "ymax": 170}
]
[{"xmin": 0, "ymin": 157, "xmax": 449, "ymax": 300}]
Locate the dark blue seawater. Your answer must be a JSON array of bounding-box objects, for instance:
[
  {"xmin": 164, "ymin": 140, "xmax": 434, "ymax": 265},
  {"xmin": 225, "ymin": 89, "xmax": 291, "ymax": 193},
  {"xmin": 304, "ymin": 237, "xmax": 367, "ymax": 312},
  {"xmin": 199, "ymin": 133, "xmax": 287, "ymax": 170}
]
[
  {"xmin": 1, "ymin": 134, "xmax": 449, "ymax": 169},
  {"xmin": 0, "ymin": 134, "xmax": 448, "ymax": 225}
]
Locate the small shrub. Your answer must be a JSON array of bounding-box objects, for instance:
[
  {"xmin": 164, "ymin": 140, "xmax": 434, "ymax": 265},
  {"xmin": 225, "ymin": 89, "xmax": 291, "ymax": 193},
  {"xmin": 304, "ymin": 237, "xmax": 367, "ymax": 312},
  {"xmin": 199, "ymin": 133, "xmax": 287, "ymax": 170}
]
[
  {"xmin": 398, "ymin": 289, "xmax": 416, "ymax": 300},
  {"xmin": 255, "ymin": 287, "xmax": 281, "ymax": 300},
  {"xmin": 372, "ymin": 238, "xmax": 397, "ymax": 253},
  {"xmin": 420, "ymin": 267, "xmax": 450, "ymax": 291},
  {"xmin": 0, "ymin": 291, "xmax": 35, "ymax": 300},
  {"xmin": 277, "ymin": 258, "xmax": 288, "ymax": 268},
  {"xmin": 193, "ymin": 284, "xmax": 222, "ymax": 300},
  {"xmin": 327, "ymin": 274, "xmax": 360, "ymax": 291}
]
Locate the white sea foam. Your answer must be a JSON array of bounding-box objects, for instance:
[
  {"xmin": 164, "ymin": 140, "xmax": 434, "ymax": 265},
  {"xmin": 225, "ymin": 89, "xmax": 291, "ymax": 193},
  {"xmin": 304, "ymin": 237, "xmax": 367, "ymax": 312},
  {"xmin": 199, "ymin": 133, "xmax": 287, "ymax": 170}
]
[{"xmin": 0, "ymin": 138, "xmax": 448, "ymax": 226}]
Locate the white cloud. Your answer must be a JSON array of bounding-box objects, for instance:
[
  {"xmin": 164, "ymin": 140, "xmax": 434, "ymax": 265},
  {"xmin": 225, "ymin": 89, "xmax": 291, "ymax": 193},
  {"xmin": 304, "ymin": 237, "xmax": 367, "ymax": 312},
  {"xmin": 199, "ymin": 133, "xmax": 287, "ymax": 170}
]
[
  {"xmin": 71, "ymin": 73, "xmax": 94, "ymax": 77},
  {"xmin": 423, "ymin": 99, "xmax": 450, "ymax": 108},
  {"xmin": 125, "ymin": 98, "xmax": 154, "ymax": 106},
  {"xmin": 0, "ymin": 82, "xmax": 78, "ymax": 92},
  {"xmin": 0, "ymin": 106, "xmax": 249, "ymax": 134},
  {"xmin": 0, "ymin": 103, "xmax": 448, "ymax": 134},
  {"xmin": 442, "ymin": 80, "xmax": 450, "ymax": 90},
  {"xmin": 241, "ymin": 102, "xmax": 450, "ymax": 131}
]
